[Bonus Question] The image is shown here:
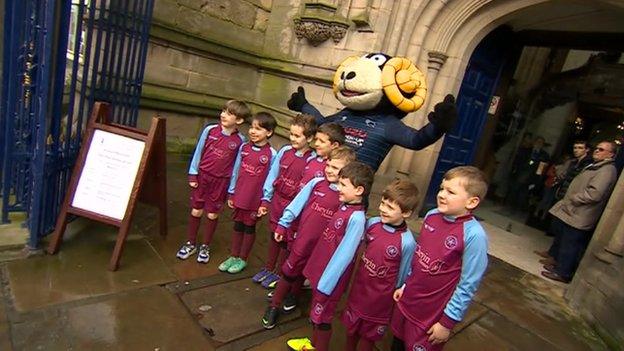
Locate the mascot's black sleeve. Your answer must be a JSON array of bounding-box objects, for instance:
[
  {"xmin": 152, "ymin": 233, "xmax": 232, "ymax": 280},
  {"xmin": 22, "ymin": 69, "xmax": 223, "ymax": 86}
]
[
  {"xmin": 301, "ymin": 103, "xmax": 340, "ymax": 124},
  {"xmin": 384, "ymin": 118, "xmax": 443, "ymax": 150}
]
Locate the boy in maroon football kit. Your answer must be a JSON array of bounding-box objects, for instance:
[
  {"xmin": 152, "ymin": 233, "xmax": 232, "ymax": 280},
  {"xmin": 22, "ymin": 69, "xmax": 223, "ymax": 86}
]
[
  {"xmin": 298, "ymin": 123, "xmax": 345, "ymax": 189},
  {"xmin": 342, "ymin": 179, "xmax": 419, "ymax": 351},
  {"xmin": 177, "ymin": 100, "xmax": 250, "ymax": 263},
  {"xmin": 391, "ymin": 166, "xmax": 489, "ymax": 351},
  {"xmin": 261, "ymin": 146, "xmax": 357, "ymax": 329},
  {"xmin": 252, "ymin": 114, "xmax": 318, "ymax": 288},
  {"xmin": 216, "ymin": 112, "xmax": 277, "ymax": 274},
  {"xmin": 286, "ymin": 162, "xmax": 374, "ymax": 351}
]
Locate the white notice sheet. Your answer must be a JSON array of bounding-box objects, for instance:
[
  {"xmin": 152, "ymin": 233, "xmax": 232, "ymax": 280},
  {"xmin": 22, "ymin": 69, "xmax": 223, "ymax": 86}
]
[{"xmin": 72, "ymin": 129, "xmax": 146, "ymax": 220}]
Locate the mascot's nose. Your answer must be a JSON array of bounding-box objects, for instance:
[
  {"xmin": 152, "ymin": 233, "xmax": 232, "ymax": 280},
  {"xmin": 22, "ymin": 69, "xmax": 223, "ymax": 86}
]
[{"xmin": 340, "ymin": 71, "xmax": 356, "ymax": 80}]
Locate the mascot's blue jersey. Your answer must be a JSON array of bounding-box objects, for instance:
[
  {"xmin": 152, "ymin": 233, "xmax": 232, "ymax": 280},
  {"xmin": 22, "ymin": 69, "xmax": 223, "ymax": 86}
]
[{"xmin": 302, "ymin": 104, "xmax": 443, "ymax": 171}]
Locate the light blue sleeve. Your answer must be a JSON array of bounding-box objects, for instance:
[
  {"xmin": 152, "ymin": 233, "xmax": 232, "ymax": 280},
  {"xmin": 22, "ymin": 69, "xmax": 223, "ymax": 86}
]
[
  {"xmin": 317, "ymin": 211, "xmax": 366, "ymax": 295},
  {"xmin": 397, "ymin": 230, "xmax": 416, "ymax": 287},
  {"xmin": 366, "ymin": 217, "xmax": 381, "ymax": 230},
  {"xmin": 261, "ymin": 145, "xmax": 289, "ymax": 202},
  {"xmin": 278, "ymin": 178, "xmax": 323, "ymax": 228},
  {"xmin": 443, "ymin": 219, "xmax": 488, "ymax": 323},
  {"xmin": 188, "ymin": 125, "xmax": 217, "ymax": 175},
  {"xmin": 227, "ymin": 146, "xmax": 244, "ymax": 194}
]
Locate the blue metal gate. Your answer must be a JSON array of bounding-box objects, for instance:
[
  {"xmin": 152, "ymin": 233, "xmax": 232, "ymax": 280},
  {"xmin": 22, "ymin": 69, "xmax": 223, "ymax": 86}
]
[{"xmin": 1, "ymin": 0, "xmax": 155, "ymax": 248}]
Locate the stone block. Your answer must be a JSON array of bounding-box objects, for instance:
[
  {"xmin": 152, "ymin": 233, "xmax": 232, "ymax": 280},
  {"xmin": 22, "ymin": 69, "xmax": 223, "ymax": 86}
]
[
  {"xmin": 152, "ymin": 0, "xmax": 179, "ymax": 27},
  {"xmin": 201, "ymin": 0, "xmax": 257, "ymax": 29},
  {"xmin": 254, "ymin": 8, "xmax": 270, "ymax": 32},
  {"xmin": 255, "ymin": 73, "xmax": 292, "ymax": 107},
  {"xmin": 143, "ymin": 63, "xmax": 188, "ymax": 87},
  {"xmin": 175, "ymin": 7, "xmax": 264, "ymax": 53}
]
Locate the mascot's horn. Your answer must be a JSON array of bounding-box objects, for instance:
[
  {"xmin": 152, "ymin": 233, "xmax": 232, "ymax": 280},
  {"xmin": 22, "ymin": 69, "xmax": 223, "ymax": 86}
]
[{"xmin": 381, "ymin": 57, "xmax": 427, "ymax": 113}]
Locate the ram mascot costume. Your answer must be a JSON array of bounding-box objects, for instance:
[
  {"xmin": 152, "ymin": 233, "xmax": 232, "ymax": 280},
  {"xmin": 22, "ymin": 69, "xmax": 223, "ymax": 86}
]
[{"xmin": 287, "ymin": 53, "xmax": 457, "ymax": 171}]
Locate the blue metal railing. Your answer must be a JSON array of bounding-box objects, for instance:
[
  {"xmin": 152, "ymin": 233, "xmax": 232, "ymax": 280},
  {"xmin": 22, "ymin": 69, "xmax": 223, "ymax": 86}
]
[{"xmin": 1, "ymin": 0, "xmax": 155, "ymax": 247}]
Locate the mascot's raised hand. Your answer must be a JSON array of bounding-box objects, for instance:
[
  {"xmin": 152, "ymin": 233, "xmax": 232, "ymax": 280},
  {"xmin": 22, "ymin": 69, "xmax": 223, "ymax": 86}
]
[
  {"xmin": 428, "ymin": 94, "xmax": 458, "ymax": 133},
  {"xmin": 287, "ymin": 86, "xmax": 308, "ymax": 112},
  {"xmin": 287, "ymin": 53, "xmax": 457, "ymax": 171}
]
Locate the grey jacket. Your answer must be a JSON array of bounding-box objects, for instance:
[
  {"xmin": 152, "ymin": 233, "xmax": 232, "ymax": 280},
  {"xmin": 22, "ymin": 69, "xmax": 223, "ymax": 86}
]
[{"xmin": 549, "ymin": 159, "xmax": 617, "ymax": 231}]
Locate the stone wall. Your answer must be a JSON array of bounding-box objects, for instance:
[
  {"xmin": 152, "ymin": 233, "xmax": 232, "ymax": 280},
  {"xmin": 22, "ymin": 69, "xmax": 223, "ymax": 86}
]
[{"xmin": 143, "ymin": 0, "xmax": 401, "ymax": 147}]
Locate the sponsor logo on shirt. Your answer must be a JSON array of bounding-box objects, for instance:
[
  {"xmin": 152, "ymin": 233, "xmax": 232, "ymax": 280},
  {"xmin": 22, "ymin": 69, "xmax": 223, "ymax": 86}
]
[
  {"xmin": 344, "ymin": 127, "xmax": 367, "ymax": 148},
  {"xmin": 241, "ymin": 161, "xmax": 265, "ymax": 175},
  {"xmin": 323, "ymin": 228, "xmax": 336, "ymax": 242},
  {"xmin": 415, "ymin": 247, "xmax": 445, "ymax": 275},
  {"xmin": 206, "ymin": 144, "xmax": 230, "ymax": 159},
  {"xmin": 361, "ymin": 252, "xmax": 390, "ymax": 278},
  {"xmin": 311, "ymin": 201, "xmax": 335, "ymax": 219}
]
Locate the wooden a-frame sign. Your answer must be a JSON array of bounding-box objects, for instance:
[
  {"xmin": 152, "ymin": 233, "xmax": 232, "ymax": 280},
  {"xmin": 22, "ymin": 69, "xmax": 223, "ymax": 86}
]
[{"xmin": 47, "ymin": 102, "xmax": 167, "ymax": 271}]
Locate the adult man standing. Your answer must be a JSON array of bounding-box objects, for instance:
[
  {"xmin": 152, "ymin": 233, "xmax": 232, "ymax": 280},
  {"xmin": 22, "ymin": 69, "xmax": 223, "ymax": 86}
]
[
  {"xmin": 507, "ymin": 136, "xmax": 550, "ymax": 211},
  {"xmin": 554, "ymin": 141, "xmax": 593, "ymax": 200},
  {"xmin": 541, "ymin": 141, "xmax": 618, "ymax": 283}
]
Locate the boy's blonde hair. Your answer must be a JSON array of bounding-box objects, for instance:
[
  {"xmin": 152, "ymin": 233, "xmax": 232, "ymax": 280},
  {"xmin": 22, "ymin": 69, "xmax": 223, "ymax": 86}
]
[
  {"xmin": 382, "ymin": 179, "xmax": 419, "ymax": 213},
  {"xmin": 292, "ymin": 114, "xmax": 318, "ymax": 138},
  {"xmin": 224, "ymin": 100, "xmax": 251, "ymax": 120},
  {"xmin": 443, "ymin": 166, "xmax": 488, "ymax": 199},
  {"xmin": 328, "ymin": 145, "xmax": 356, "ymax": 164}
]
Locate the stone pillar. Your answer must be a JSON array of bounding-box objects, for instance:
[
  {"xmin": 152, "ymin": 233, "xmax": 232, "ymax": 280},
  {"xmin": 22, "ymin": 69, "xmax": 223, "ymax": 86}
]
[
  {"xmin": 396, "ymin": 51, "xmax": 448, "ymax": 173},
  {"xmin": 593, "ymin": 173, "xmax": 624, "ymax": 263}
]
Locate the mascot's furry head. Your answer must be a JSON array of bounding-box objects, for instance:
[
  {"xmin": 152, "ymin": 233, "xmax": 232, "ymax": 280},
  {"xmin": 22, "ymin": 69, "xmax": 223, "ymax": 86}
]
[{"xmin": 332, "ymin": 53, "xmax": 427, "ymax": 114}]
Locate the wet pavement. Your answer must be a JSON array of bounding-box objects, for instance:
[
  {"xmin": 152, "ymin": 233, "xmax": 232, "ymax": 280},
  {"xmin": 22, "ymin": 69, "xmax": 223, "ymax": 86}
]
[{"xmin": 0, "ymin": 153, "xmax": 610, "ymax": 350}]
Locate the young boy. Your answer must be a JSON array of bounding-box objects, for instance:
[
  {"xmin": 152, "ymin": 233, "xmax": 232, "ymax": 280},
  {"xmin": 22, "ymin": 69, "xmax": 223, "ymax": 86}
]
[
  {"xmin": 391, "ymin": 166, "xmax": 489, "ymax": 351},
  {"xmin": 217, "ymin": 112, "xmax": 277, "ymax": 274},
  {"xmin": 262, "ymin": 146, "xmax": 357, "ymax": 329},
  {"xmin": 287, "ymin": 162, "xmax": 375, "ymax": 351},
  {"xmin": 253, "ymin": 114, "xmax": 317, "ymax": 287},
  {"xmin": 298, "ymin": 123, "xmax": 345, "ymax": 189},
  {"xmin": 177, "ymin": 100, "xmax": 250, "ymax": 263},
  {"xmin": 342, "ymin": 179, "xmax": 419, "ymax": 351}
]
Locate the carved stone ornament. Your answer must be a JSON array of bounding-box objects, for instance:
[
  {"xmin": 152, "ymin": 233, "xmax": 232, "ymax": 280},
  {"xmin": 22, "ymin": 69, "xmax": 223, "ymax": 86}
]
[
  {"xmin": 294, "ymin": 18, "xmax": 332, "ymax": 46},
  {"xmin": 329, "ymin": 21, "xmax": 349, "ymax": 43},
  {"xmin": 293, "ymin": 2, "xmax": 351, "ymax": 46}
]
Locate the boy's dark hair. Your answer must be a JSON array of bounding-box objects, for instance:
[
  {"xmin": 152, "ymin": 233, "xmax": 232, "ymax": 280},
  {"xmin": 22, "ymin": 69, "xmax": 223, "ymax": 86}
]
[
  {"xmin": 251, "ymin": 112, "xmax": 277, "ymax": 135},
  {"xmin": 443, "ymin": 166, "xmax": 488, "ymax": 199},
  {"xmin": 329, "ymin": 145, "xmax": 357, "ymax": 164},
  {"xmin": 338, "ymin": 161, "xmax": 375, "ymax": 197},
  {"xmin": 382, "ymin": 179, "xmax": 419, "ymax": 213},
  {"xmin": 292, "ymin": 114, "xmax": 317, "ymax": 138},
  {"xmin": 317, "ymin": 123, "xmax": 345, "ymax": 145},
  {"xmin": 224, "ymin": 100, "xmax": 251, "ymax": 120}
]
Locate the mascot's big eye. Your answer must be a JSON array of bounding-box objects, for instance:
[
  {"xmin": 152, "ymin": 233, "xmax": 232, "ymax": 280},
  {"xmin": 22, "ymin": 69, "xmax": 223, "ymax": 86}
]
[{"xmin": 364, "ymin": 54, "xmax": 388, "ymax": 67}]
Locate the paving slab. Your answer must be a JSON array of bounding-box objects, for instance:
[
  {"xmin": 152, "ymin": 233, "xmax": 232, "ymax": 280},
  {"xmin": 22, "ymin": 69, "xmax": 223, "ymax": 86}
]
[
  {"xmin": 446, "ymin": 310, "xmax": 558, "ymax": 351},
  {"xmin": 246, "ymin": 319, "xmax": 350, "ymax": 351},
  {"xmin": 475, "ymin": 259, "xmax": 607, "ymax": 351},
  {"xmin": 10, "ymin": 286, "xmax": 209, "ymax": 351},
  {"xmin": 5, "ymin": 226, "xmax": 176, "ymax": 312},
  {"xmin": 180, "ymin": 278, "xmax": 302, "ymax": 344}
]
